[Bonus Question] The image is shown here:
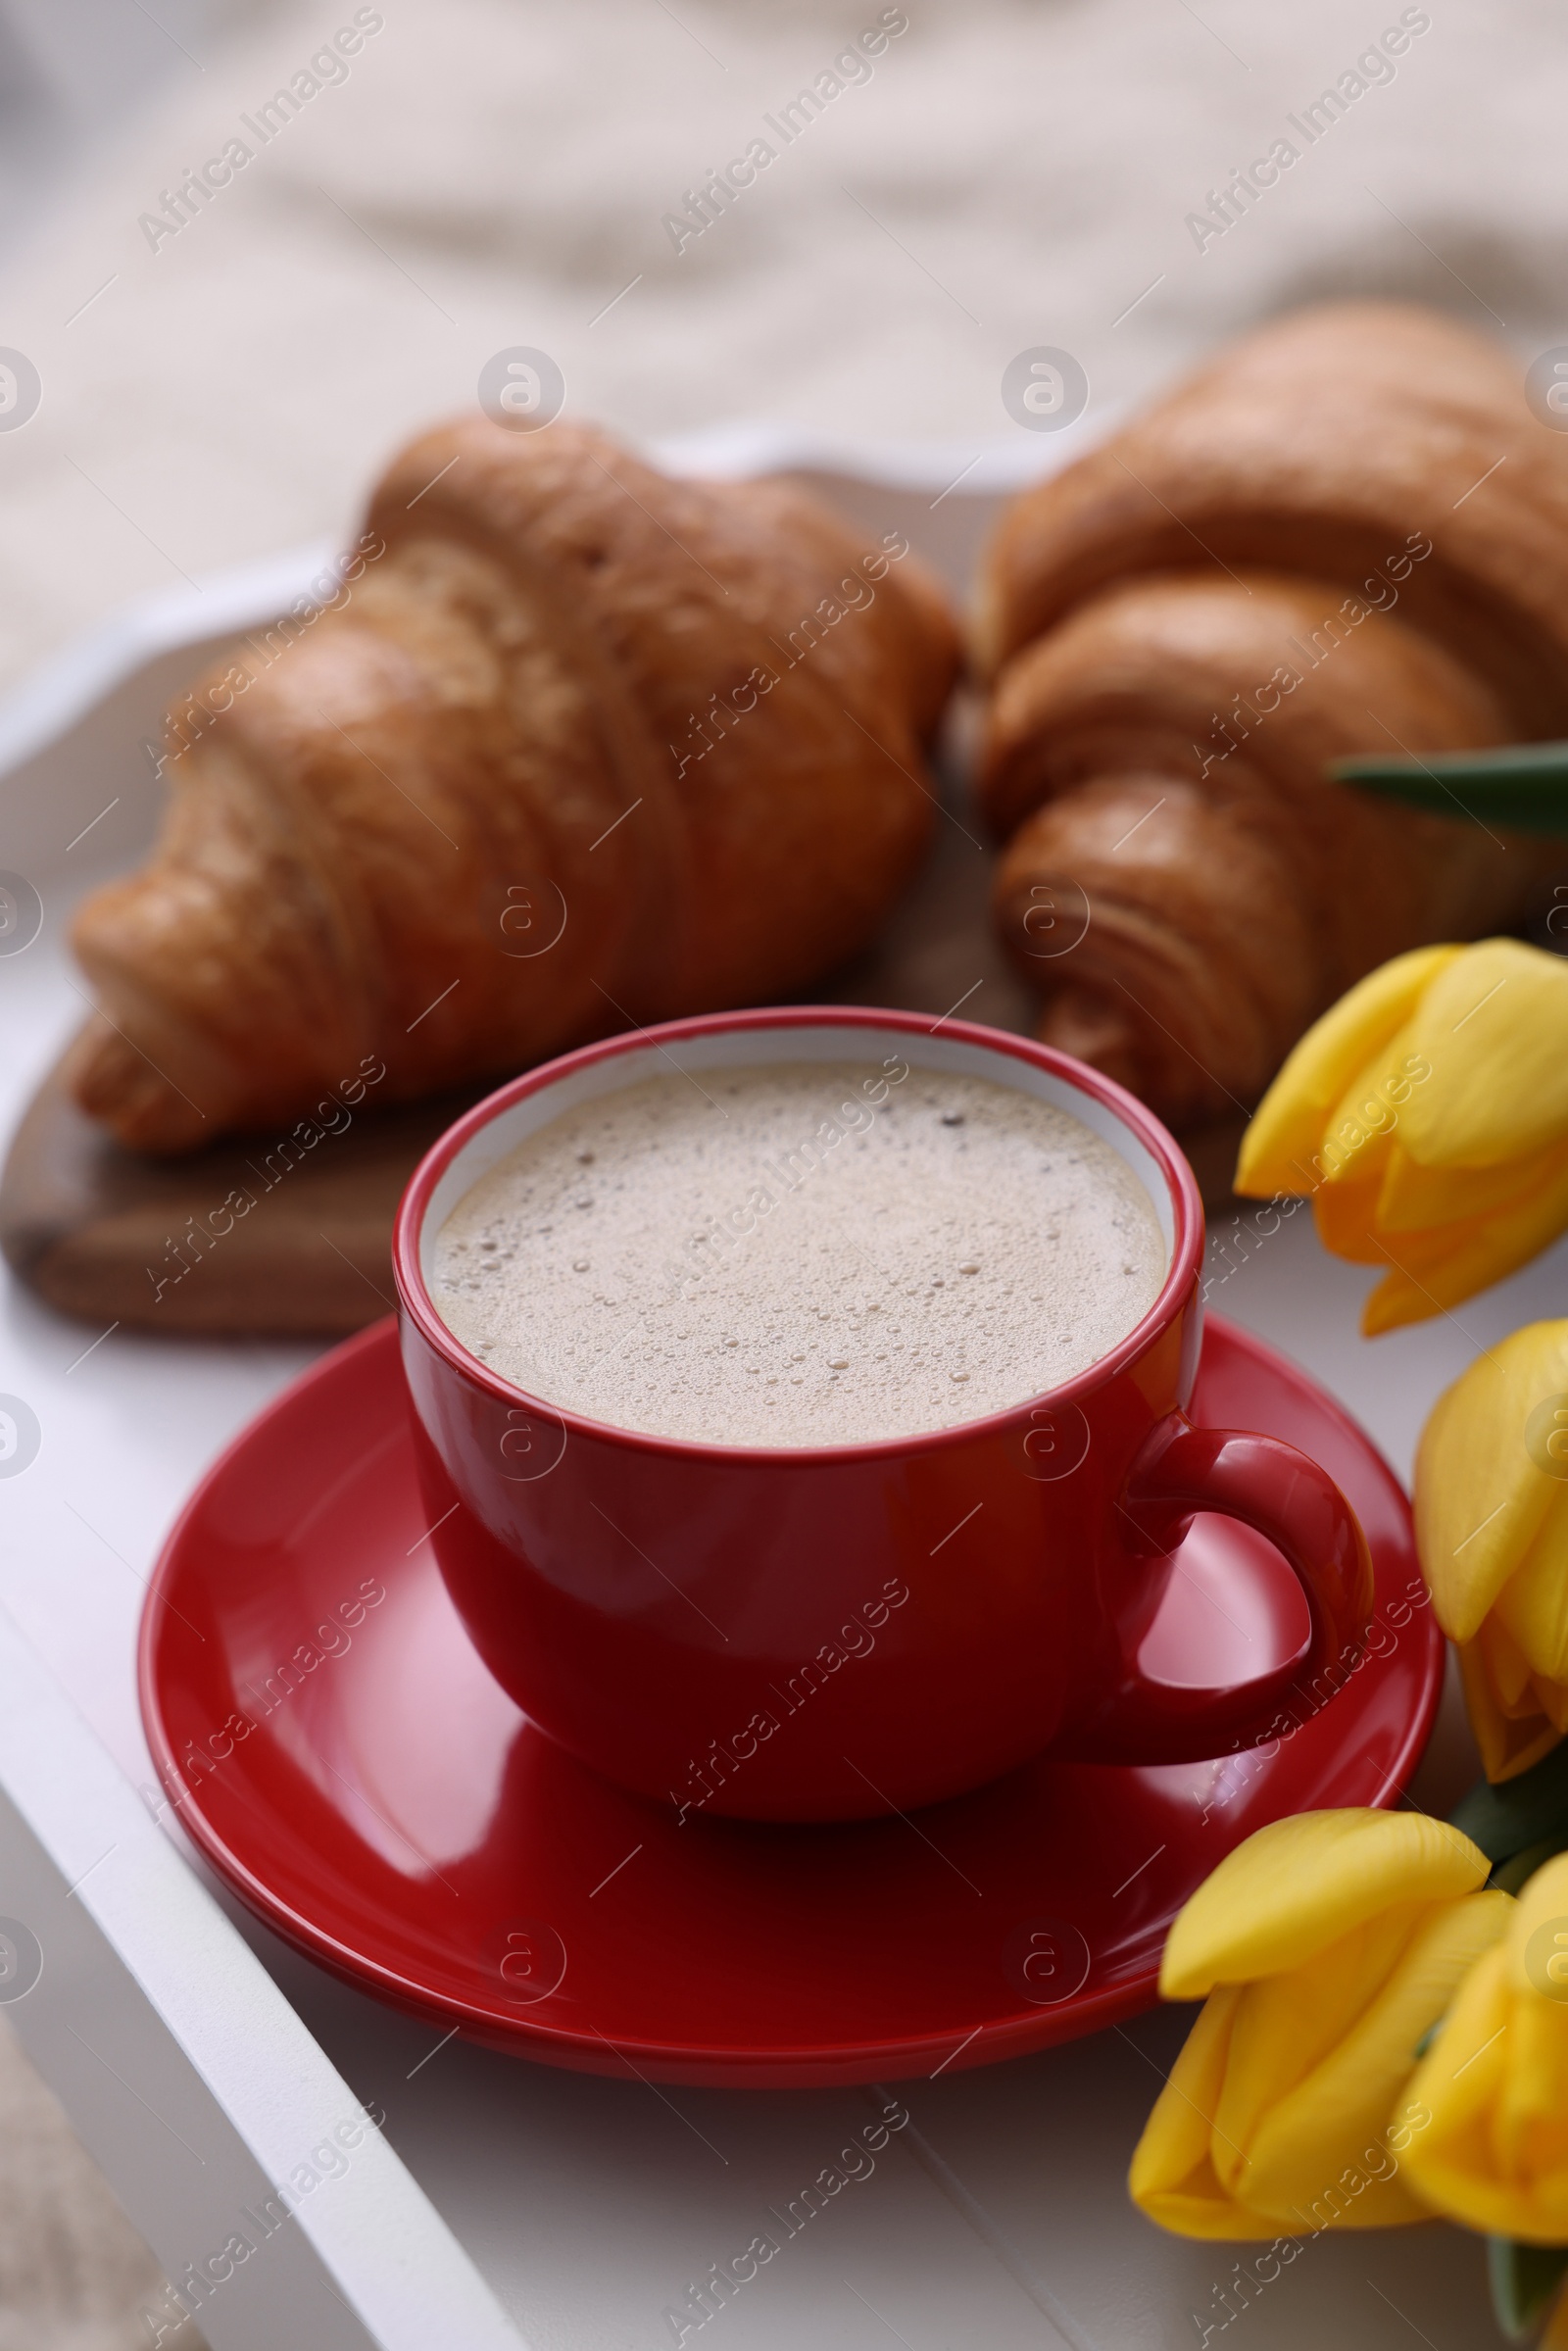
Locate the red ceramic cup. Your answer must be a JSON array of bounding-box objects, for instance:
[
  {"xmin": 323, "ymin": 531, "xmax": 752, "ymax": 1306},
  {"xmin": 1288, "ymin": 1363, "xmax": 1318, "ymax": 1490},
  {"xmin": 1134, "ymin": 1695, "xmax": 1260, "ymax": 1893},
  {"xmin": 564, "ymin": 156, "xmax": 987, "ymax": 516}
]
[{"xmin": 395, "ymin": 1006, "xmax": 1374, "ymax": 1822}]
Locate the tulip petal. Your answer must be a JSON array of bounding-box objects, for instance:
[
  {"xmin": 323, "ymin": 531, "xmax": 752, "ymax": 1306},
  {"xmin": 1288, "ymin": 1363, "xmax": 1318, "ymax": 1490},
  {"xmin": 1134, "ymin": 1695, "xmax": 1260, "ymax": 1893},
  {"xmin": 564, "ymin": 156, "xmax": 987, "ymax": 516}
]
[
  {"xmin": 1360, "ymin": 1263, "xmax": 1461, "ymax": 1338},
  {"xmin": 1409, "ymin": 1862, "xmax": 1568, "ymax": 2242},
  {"xmin": 1212, "ymin": 1910, "xmax": 1417, "ymax": 2165},
  {"xmin": 1311, "ymin": 1173, "xmax": 1391, "ymax": 1264},
  {"xmin": 1236, "ymin": 947, "xmax": 1462, "ymax": 1199},
  {"xmin": 1239, "ymin": 1890, "xmax": 1511, "ymax": 2229},
  {"xmin": 1413, "ymin": 1155, "xmax": 1568, "ymax": 1298},
  {"xmin": 1128, "ymin": 1985, "xmax": 1283, "ymax": 2238},
  {"xmin": 1160, "ymin": 1811, "xmax": 1490, "ymax": 2000},
  {"xmin": 1314, "ymin": 1042, "xmax": 1407, "ymax": 1194},
  {"xmin": 1456, "ymin": 1632, "xmax": 1564, "ymax": 1785},
  {"xmin": 1415, "ymin": 1324, "xmax": 1568, "ymax": 1641},
  {"xmin": 1375, "ymin": 1139, "xmax": 1568, "ymax": 1238},
  {"xmin": 1495, "ymin": 1864, "xmax": 1568, "ymax": 2191},
  {"xmin": 1403, "ymin": 943, "xmax": 1568, "ymax": 1169},
  {"xmin": 1361, "ymin": 1162, "xmax": 1568, "ymax": 1332},
  {"xmin": 1497, "ymin": 1492, "xmax": 1568, "ymax": 1690},
  {"xmin": 1315, "ymin": 1019, "xmax": 1437, "ymax": 1194},
  {"xmin": 1350, "ymin": 1205, "xmax": 1507, "ymax": 1332},
  {"xmin": 1402, "ymin": 1944, "xmax": 1531, "ymax": 2235},
  {"xmin": 1508, "ymin": 1852, "xmax": 1568, "ymax": 1992}
]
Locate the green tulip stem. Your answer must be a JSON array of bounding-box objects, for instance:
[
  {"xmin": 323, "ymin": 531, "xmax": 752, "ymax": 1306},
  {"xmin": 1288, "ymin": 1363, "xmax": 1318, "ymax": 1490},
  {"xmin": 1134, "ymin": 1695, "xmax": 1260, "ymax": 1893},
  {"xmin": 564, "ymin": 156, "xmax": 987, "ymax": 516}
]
[
  {"xmin": 1488, "ymin": 2237, "xmax": 1568, "ymax": 2341},
  {"xmin": 1490, "ymin": 1832, "xmax": 1568, "ymax": 1897}
]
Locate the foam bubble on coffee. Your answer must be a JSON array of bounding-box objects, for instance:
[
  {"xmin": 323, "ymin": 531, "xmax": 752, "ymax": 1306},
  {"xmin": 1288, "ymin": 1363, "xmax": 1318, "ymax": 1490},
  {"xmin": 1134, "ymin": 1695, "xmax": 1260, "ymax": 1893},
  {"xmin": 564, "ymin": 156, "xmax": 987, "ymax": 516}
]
[{"xmin": 431, "ymin": 1061, "xmax": 1167, "ymax": 1446}]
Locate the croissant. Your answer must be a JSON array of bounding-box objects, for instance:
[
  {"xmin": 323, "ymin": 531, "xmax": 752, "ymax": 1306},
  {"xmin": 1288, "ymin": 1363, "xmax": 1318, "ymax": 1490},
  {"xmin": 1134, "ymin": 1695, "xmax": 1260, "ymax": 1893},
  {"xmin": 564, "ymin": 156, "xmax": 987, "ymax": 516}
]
[
  {"xmin": 69, "ymin": 420, "xmax": 958, "ymax": 1151},
  {"xmin": 976, "ymin": 302, "xmax": 1568, "ymax": 1129}
]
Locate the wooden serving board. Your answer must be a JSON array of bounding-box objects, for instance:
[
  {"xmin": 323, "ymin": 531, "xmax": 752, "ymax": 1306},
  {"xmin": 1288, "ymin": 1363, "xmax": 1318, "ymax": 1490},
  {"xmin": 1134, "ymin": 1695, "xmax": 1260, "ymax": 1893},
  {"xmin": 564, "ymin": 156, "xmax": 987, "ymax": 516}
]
[{"xmin": 0, "ymin": 785, "xmax": 1244, "ymax": 1336}]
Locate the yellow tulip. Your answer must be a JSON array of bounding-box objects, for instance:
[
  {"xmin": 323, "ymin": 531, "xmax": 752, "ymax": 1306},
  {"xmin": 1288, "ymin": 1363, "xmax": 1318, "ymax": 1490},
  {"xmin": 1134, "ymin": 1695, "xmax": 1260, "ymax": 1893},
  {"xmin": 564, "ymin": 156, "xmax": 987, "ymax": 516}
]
[
  {"xmin": 1129, "ymin": 1809, "xmax": 1510, "ymax": 2238},
  {"xmin": 1236, "ymin": 940, "xmax": 1568, "ymax": 1335},
  {"xmin": 1417, "ymin": 1321, "xmax": 1568, "ymax": 1783},
  {"xmin": 1403, "ymin": 1852, "xmax": 1568, "ymax": 2243}
]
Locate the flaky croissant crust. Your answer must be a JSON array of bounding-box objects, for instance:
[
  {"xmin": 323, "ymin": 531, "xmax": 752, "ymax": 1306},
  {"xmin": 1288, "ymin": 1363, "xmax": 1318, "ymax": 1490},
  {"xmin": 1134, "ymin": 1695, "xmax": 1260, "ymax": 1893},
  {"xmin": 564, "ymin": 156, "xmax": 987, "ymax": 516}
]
[
  {"xmin": 978, "ymin": 303, "xmax": 1568, "ymax": 1126},
  {"xmin": 70, "ymin": 419, "xmax": 958, "ymax": 1151}
]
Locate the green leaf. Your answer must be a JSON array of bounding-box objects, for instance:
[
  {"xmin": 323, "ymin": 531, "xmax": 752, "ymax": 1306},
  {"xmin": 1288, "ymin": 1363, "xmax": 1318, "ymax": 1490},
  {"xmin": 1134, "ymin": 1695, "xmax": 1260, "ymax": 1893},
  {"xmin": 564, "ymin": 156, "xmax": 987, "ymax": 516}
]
[
  {"xmin": 1450, "ymin": 1740, "xmax": 1568, "ymax": 1868},
  {"xmin": 1493, "ymin": 1834, "xmax": 1568, "ymax": 1897},
  {"xmin": 1333, "ymin": 741, "xmax": 1568, "ymax": 835},
  {"xmin": 1489, "ymin": 2237, "xmax": 1568, "ymax": 2340}
]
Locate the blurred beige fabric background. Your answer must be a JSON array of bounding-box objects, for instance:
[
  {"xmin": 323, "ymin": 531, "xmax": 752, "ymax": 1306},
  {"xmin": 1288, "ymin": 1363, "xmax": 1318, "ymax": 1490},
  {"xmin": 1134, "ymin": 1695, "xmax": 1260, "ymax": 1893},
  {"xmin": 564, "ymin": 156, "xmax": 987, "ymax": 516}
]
[
  {"xmin": 1, "ymin": 0, "xmax": 1566, "ymax": 2343},
  {"xmin": 2, "ymin": 0, "xmax": 1567, "ymax": 698},
  {"xmin": 0, "ymin": 2014, "xmax": 194, "ymax": 2351}
]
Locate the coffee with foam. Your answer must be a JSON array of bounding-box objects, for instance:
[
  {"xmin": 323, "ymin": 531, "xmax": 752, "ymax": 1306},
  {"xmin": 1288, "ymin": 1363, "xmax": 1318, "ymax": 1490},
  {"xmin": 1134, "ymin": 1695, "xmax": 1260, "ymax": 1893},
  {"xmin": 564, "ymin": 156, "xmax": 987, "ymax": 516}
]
[{"xmin": 431, "ymin": 1060, "xmax": 1166, "ymax": 1446}]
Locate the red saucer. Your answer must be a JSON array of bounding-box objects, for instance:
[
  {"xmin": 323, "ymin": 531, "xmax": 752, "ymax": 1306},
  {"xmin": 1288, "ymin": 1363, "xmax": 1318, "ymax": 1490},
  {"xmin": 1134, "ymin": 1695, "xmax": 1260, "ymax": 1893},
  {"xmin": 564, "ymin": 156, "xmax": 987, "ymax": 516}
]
[{"xmin": 140, "ymin": 1315, "xmax": 1442, "ymax": 2089}]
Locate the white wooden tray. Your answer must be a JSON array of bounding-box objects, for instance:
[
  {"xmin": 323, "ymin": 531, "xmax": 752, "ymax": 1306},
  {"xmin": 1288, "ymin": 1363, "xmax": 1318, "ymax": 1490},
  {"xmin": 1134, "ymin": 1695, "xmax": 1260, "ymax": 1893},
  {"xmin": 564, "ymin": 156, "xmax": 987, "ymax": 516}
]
[{"xmin": 0, "ymin": 429, "xmax": 1540, "ymax": 2349}]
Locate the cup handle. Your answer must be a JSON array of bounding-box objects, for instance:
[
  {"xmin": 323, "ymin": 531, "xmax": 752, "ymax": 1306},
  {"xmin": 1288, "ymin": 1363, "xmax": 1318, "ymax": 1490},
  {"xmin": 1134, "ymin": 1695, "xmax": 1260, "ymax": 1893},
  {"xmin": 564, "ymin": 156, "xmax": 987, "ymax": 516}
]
[{"xmin": 1065, "ymin": 1416, "xmax": 1377, "ymax": 1766}]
